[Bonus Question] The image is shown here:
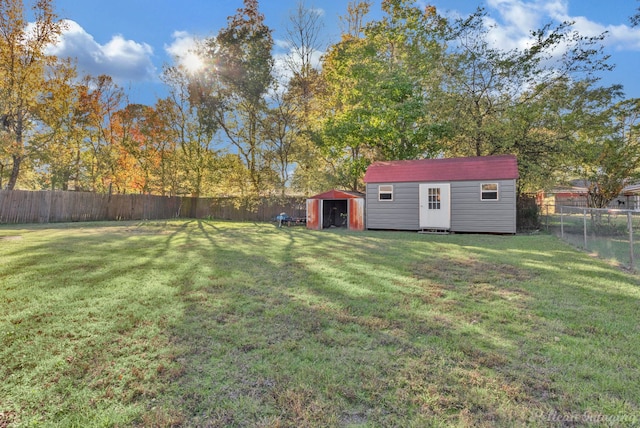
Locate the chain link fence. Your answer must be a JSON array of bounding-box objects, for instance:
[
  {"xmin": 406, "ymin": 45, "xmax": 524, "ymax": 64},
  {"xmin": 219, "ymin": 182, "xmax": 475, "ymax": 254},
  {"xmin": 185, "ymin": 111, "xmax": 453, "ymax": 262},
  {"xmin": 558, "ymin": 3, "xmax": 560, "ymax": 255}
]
[{"xmin": 541, "ymin": 203, "xmax": 640, "ymax": 271}]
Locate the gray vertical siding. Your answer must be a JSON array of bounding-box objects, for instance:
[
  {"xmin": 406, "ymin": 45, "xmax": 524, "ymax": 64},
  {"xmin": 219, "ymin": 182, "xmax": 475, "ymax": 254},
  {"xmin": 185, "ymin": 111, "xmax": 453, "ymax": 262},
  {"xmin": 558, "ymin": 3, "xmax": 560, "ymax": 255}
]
[
  {"xmin": 366, "ymin": 182, "xmax": 420, "ymax": 230},
  {"xmin": 366, "ymin": 179, "xmax": 516, "ymax": 233},
  {"xmin": 450, "ymin": 180, "xmax": 516, "ymax": 233}
]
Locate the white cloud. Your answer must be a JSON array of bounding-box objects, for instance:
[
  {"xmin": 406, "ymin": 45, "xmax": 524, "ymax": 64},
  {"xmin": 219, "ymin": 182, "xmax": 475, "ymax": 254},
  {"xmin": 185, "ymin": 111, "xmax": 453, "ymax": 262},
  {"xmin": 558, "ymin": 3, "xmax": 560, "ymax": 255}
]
[
  {"xmin": 484, "ymin": 0, "xmax": 640, "ymax": 52},
  {"xmin": 274, "ymin": 39, "xmax": 292, "ymax": 50},
  {"xmin": 488, "ymin": 0, "xmax": 542, "ymax": 32},
  {"xmin": 608, "ymin": 24, "xmax": 640, "ymax": 51},
  {"xmin": 556, "ymin": 14, "xmax": 640, "ymax": 51},
  {"xmin": 48, "ymin": 20, "xmax": 156, "ymax": 83}
]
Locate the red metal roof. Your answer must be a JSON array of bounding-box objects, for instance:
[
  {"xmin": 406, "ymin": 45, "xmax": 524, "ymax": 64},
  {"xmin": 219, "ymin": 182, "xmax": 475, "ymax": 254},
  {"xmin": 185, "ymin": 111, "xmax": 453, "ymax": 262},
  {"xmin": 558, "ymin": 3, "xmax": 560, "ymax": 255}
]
[
  {"xmin": 363, "ymin": 155, "xmax": 518, "ymax": 183},
  {"xmin": 309, "ymin": 189, "xmax": 365, "ymax": 200}
]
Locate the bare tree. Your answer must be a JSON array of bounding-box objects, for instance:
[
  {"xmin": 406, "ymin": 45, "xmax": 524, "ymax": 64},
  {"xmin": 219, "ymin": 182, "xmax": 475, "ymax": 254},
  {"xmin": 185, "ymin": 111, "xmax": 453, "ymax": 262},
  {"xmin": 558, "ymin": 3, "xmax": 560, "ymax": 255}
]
[
  {"xmin": 282, "ymin": 2, "xmax": 325, "ymax": 120},
  {"xmin": 283, "ymin": 1, "xmax": 324, "ymax": 80}
]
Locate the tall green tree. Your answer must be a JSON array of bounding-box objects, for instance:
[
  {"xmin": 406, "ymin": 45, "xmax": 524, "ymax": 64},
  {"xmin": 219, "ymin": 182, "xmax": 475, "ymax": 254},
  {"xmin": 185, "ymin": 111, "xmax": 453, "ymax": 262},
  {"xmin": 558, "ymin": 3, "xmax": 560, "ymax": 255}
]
[
  {"xmin": 152, "ymin": 97, "xmax": 183, "ymax": 196},
  {"xmin": 32, "ymin": 59, "xmax": 85, "ymax": 190},
  {"xmin": 438, "ymin": 9, "xmax": 613, "ymax": 192},
  {"xmin": 359, "ymin": 0, "xmax": 448, "ymax": 160},
  {"xmin": 191, "ymin": 0, "xmax": 274, "ymax": 194},
  {"xmin": 573, "ymin": 98, "xmax": 640, "ymax": 208},
  {"xmin": 317, "ymin": 34, "xmax": 376, "ymax": 191},
  {"xmin": 161, "ymin": 66, "xmax": 219, "ymax": 197},
  {"xmin": 317, "ymin": 0, "xmax": 447, "ymax": 190},
  {"xmin": 0, "ymin": 0, "xmax": 66, "ymax": 189}
]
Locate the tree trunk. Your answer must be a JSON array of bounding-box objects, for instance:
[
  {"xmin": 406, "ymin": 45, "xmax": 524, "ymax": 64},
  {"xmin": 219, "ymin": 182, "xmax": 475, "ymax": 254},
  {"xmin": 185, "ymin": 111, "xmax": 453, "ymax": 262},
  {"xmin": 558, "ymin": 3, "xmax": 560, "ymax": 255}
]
[
  {"xmin": 7, "ymin": 154, "xmax": 22, "ymax": 190},
  {"xmin": 7, "ymin": 115, "xmax": 25, "ymax": 190}
]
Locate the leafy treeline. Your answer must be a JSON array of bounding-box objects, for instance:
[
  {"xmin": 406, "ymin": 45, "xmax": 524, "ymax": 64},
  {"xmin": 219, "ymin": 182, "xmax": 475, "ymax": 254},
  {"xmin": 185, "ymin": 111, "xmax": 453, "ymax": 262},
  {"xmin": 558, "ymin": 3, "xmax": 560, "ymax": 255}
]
[{"xmin": 1, "ymin": 0, "xmax": 639, "ymax": 206}]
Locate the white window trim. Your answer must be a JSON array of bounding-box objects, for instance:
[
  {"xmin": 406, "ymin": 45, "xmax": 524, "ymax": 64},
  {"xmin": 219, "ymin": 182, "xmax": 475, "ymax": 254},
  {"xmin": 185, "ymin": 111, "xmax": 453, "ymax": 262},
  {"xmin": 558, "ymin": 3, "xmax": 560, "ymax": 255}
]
[
  {"xmin": 378, "ymin": 184, "xmax": 394, "ymax": 201},
  {"xmin": 481, "ymin": 183, "xmax": 499, "ymax": 201},
  {"xmin": 427, "ymin": 187, "xmax": 441, "ymax": 210}
]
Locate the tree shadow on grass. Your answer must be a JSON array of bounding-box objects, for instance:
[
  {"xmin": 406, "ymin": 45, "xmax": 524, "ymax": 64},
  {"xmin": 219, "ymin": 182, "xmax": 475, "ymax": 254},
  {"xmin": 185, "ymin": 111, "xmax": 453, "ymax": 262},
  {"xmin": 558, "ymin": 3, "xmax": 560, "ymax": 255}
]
[
  {"xmin": 150, "ymin": 223, "xmax": 640, "ymax": 427},
  {"xmin": 4, "ymin": 221, "xmax": 638, "ymax": 426},
  {"xmin": 0, "ymin": 220, "xmax": 199, "ymax": 426}
]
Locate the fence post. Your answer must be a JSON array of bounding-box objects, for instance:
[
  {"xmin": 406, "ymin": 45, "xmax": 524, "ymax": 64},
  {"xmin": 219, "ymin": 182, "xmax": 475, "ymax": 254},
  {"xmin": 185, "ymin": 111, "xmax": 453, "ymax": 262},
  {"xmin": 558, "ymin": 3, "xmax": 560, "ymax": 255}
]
[
  {"xmin": 628, "ymin": 211, "xmax": 634, "ymax": 271},
  {"xmin": 560, "ymin": 206, "xmax": 564, "ymax": 239},
  {"xmin": 45, "ymin": 190, "xmax": 52, "ymax": 223},
  {"xmin": 583, "ymin": 208, "xmax": 587, "ymax": 249},
  {"xmin": 545, "ymin": 203, "xmax": 549, "ymax": 230}
]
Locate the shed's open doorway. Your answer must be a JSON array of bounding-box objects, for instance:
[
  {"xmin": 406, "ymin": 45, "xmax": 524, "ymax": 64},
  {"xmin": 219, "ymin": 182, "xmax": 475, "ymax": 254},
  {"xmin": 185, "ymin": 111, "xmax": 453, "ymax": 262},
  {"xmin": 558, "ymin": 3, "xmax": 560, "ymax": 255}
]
[{"xmin": 322, "ymin": 200, "xmax": 348, "ymax": 228}]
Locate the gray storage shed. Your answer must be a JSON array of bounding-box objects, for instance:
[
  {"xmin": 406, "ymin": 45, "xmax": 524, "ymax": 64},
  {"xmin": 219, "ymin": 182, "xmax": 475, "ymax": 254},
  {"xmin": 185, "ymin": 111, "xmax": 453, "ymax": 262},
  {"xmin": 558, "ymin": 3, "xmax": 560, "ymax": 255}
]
[{"xmin": 363, "ymin": 155, "xmax": 519, "ymax": 233}]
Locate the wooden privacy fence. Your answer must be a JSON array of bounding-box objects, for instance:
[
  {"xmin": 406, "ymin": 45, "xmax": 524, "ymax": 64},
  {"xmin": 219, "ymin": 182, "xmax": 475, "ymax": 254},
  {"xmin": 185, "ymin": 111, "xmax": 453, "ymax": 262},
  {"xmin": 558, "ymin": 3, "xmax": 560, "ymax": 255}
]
[{"xmin": 0, "ymin": 190, "xmax": 307, "ymax": 225}]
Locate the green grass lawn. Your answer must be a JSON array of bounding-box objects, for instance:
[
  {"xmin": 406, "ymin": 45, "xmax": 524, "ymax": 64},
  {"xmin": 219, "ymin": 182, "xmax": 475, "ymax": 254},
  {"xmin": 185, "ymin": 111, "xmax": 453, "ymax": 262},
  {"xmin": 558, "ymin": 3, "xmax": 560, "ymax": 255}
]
[{"xmin": 1, "ymin": 220, "xmax": 639, "ymax": 427}]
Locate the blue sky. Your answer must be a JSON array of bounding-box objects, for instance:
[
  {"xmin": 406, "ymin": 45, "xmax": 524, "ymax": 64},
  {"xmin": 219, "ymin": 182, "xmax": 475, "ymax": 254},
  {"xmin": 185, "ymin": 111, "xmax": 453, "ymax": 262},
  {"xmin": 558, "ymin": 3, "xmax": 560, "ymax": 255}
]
[{"xmin": 48, "ymin": 0, "xmax": 640, "ymax": 105}]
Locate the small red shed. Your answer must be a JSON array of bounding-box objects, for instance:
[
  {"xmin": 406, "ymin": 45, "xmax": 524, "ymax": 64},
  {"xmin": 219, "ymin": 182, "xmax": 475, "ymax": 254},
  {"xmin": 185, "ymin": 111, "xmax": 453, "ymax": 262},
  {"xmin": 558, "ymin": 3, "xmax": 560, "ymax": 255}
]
[{"xmin": 306, "ymin": 190, "xmax": 365, "ymax": 231}]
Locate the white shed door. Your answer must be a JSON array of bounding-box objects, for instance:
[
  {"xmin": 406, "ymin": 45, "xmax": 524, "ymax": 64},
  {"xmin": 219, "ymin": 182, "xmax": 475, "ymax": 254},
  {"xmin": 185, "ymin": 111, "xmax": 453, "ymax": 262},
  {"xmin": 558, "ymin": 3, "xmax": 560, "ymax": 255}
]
[{"xmin": 419, "ymin": 183, "xmax": 451, "ymax": 229}]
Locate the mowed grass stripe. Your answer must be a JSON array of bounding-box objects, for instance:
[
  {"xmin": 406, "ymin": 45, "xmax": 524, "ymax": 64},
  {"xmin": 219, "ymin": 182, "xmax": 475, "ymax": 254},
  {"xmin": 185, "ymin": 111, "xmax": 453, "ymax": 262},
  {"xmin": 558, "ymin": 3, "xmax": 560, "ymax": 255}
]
[{"xmin": 0, "ymin": 220, "xmax": 638, "ymax": 427}]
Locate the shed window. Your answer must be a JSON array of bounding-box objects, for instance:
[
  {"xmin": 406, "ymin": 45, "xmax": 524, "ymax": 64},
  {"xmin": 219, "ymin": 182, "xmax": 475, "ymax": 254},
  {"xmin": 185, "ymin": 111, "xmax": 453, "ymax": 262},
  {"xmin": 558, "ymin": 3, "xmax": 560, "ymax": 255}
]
[
  {"xmin": 481, "ymin": 183, "xmax": 499, "ymax": 200},
  {"xmin": 379, "ymin": 185, "xmax": 393, "ymax": 201},
  {"xmin": 428, "ymin": 187, "xmax": 441, "ymax": 209}
]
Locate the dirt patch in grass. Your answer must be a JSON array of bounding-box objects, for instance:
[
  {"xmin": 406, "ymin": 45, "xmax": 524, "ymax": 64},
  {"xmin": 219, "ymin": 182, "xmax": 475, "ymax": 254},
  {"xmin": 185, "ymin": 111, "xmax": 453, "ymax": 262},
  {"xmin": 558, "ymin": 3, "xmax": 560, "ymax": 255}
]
[
  {"xmin": 412, "ymin": 255, "xmax": 534, "ymax": 285},
  {"xmin": 0, "ymin": 410, "xmax": 18, "ymax": 428},
  {"xmin": 0, "ymin": 235, "xmax": 22, "ymax": 241}
]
